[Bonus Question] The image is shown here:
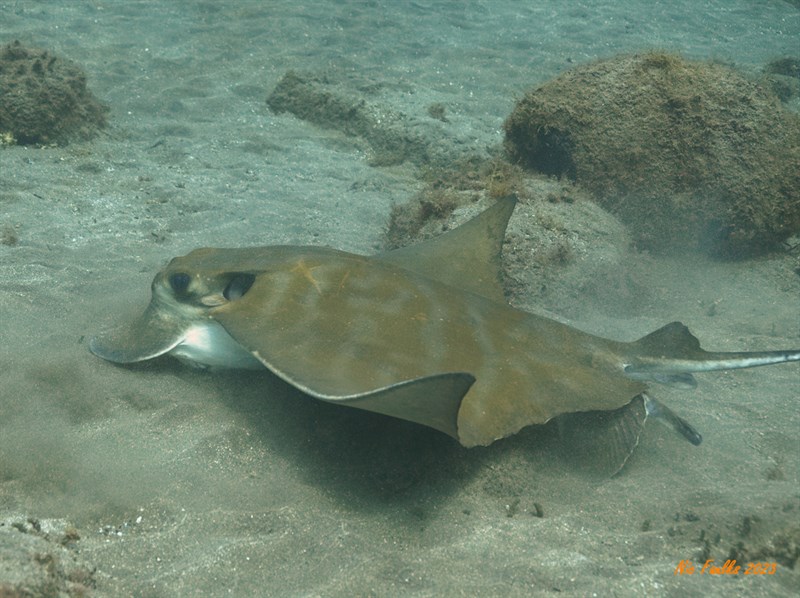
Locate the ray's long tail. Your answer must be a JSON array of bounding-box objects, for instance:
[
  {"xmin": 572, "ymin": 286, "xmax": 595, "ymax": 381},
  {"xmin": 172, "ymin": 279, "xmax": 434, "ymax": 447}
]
[{"xmin": 621, "ymin": 322, "xmax": 800, "ymax": 389}]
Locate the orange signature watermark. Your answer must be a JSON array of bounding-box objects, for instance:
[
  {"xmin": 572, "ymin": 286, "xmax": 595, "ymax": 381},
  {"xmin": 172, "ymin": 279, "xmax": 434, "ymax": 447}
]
[{"xmin": 674, "ymin": 559, "xmax": 777, "ymax": 575}]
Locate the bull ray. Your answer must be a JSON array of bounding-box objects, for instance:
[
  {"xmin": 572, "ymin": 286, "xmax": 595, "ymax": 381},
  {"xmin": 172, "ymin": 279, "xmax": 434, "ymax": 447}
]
[{"xmin": 89, "ymin": 197, "xmax": 800, "ymax": 470}]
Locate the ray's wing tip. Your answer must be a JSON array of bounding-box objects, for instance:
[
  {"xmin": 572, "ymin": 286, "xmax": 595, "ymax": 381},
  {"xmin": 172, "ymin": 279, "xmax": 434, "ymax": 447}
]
[
  {"xmin": 88, "ymin": 333, "xmax": 137, "ymax": 363},
  {"xmin": 88, "ymin": 333, "xmax": 111, "ymax": 357},
  {"xmin": 87, "ymin": 335, "xmax": 102, "ymax": 355},
  {"xmin": 88, "ymin": 340, "xmax": 120, "ymax": 363},
  {"xmin": 87, "ymin": 329, "xmax": 175, "ymax": 364}
]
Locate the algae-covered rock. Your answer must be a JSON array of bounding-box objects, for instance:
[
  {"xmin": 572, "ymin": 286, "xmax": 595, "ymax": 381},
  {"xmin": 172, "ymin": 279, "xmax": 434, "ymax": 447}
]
[
  {"xmin": 504, "ymin": 52, "xmax": 800, "ymax": 257},
  {"xmin": 0, "ymin": 40, "xmax": 108, "ymax": 145},
  {"xmin": 267, "ymin": 70, "xmax": 486, "ymax": 167}
]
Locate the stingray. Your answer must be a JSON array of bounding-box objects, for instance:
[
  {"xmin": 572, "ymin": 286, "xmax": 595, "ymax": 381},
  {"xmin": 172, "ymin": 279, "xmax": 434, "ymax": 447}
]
[{"xmin": 90, "ymin": 197, "xmax": 800, "ymax": 472}]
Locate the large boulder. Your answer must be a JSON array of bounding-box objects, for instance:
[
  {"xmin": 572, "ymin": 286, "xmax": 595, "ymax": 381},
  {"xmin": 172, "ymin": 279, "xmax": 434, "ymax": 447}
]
[{"xmin": 504, "ymin": 52, "xmax": 800, "ymax": 257}]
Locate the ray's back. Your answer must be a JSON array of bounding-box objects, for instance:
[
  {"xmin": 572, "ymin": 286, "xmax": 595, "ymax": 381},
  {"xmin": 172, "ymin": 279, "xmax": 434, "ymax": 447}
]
[{"xmin": 201, "ymin": 246, "xmax": 645, "ymax": 446}]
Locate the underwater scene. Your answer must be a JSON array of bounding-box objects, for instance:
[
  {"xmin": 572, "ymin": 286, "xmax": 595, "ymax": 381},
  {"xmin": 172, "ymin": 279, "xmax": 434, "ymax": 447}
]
[{"xmin": 1, "ymin": 1, "xmax": 798, "ymax": 596}]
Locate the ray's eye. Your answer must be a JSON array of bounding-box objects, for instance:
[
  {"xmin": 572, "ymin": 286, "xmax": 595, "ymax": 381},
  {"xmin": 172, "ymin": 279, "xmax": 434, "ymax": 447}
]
[
  {"xmin": 223, "ymin": 273, "xmax": 255, "ymax": 301},
  {"xmin": 169, "ymin": 272, "xmax": 191, "ymax": 294}
]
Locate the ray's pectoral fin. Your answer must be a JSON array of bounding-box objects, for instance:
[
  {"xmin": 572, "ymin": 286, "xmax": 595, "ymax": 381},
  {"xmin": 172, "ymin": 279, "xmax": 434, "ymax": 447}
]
[
  {"xmin": 324, "ymin": 373, "xmax": 475, "ymax": 440},
  {"xmin": 378, "ymin": 195, "xmax": 516, "ymax": 303},
  {"xmin": 262, "ymin": 368, "xmax": 475, "ymax": 441}
]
